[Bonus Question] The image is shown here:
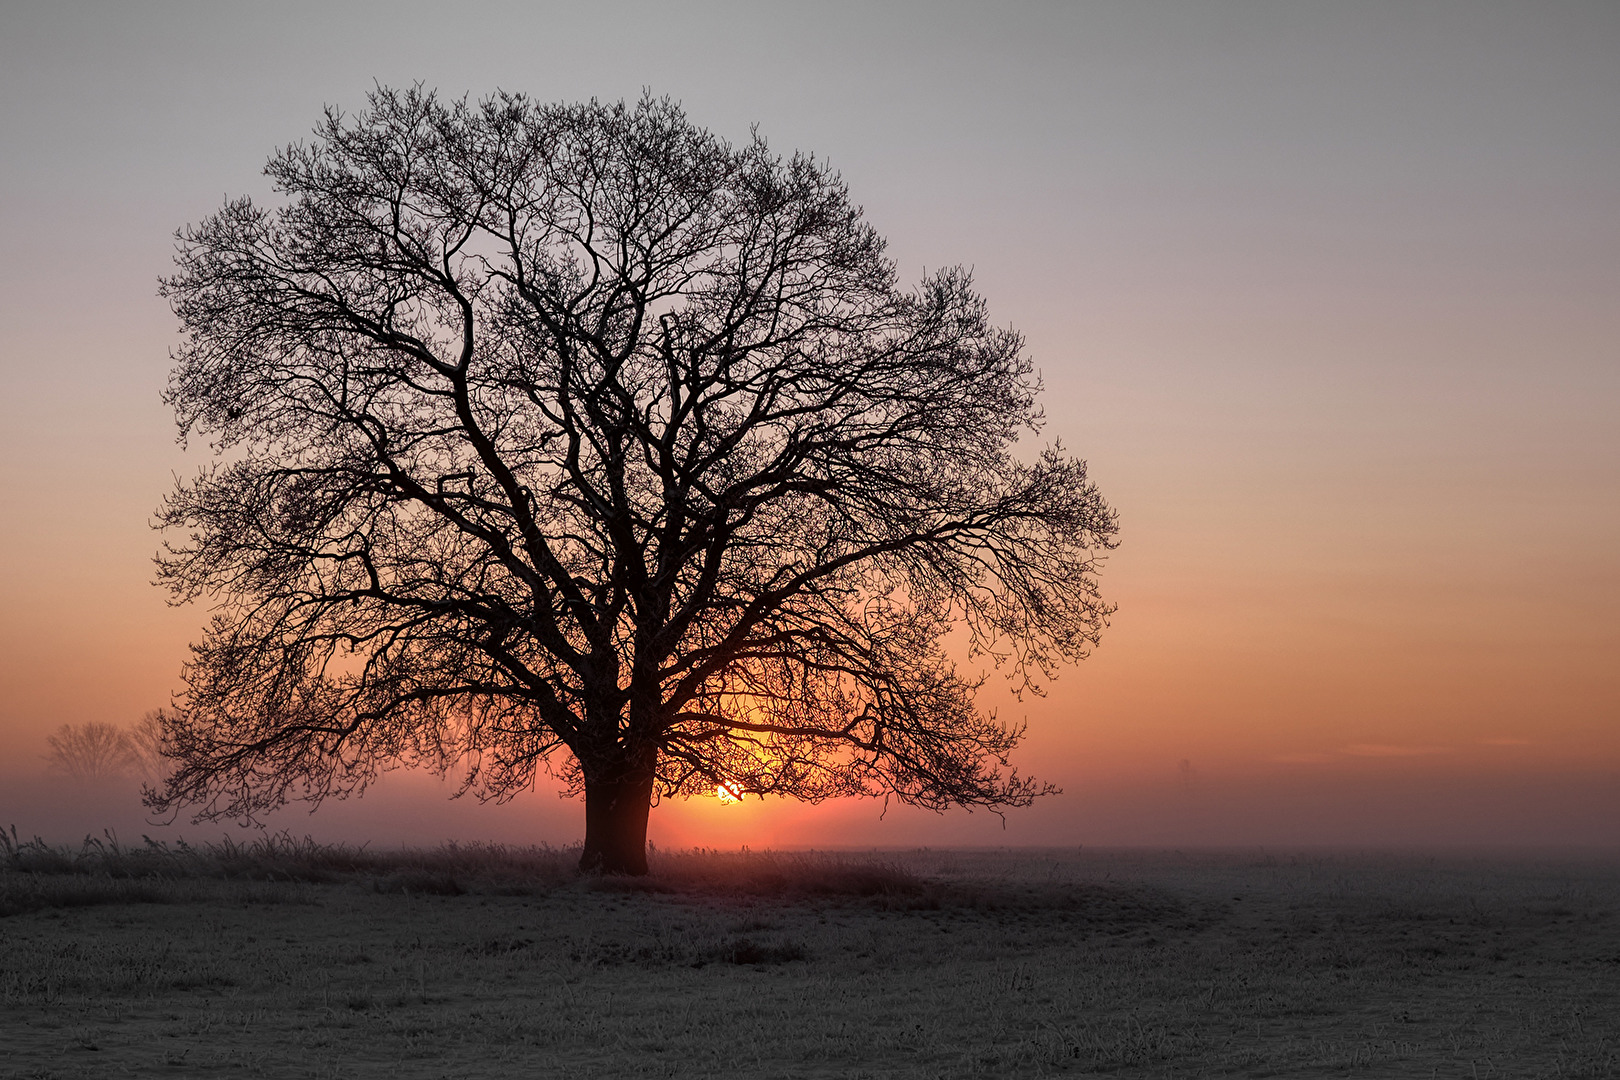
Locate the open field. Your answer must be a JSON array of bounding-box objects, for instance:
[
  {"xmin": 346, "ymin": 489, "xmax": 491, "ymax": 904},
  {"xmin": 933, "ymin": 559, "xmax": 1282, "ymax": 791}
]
[{"xmin": 3, "ymin": 837, "xmax": 1618, "ymax": 1078}]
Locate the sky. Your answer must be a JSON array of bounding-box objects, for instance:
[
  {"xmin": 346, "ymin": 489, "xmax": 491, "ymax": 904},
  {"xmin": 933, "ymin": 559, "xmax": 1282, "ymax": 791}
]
[{"xmin": 2, "ymin": 0, "xmax": 1616, "ymax": 849}]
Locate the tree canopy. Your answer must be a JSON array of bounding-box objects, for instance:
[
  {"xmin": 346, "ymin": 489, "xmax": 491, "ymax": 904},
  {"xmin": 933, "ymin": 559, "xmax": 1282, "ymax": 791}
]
[{"xmin": 148, "ymin": 87, "xmax": 1118, "ymax": 872}]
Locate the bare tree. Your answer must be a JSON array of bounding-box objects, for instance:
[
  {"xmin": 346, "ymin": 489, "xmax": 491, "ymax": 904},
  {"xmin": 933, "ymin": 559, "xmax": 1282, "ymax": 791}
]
[
  {"xmin": 45, "ymin": 722, "xmax": 137, "ymax": 782},
  {"xmin": 148, "ymin": 88, "xmax": 1118, "ymax": 873},
  {"xmin": 128, "ymin": 709, "xmax": 172, "ymax": 785}
]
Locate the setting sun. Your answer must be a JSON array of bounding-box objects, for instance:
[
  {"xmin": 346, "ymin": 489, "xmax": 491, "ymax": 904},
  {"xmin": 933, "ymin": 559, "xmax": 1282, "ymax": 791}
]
[{"xmin": 715, "ymin": 783, "xmax": 741, "ymax": 804}]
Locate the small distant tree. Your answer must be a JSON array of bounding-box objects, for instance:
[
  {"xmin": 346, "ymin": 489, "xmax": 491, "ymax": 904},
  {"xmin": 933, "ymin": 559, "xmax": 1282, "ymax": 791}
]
[
  {"xmin": 147, "ymin": 87, "xmax": 1118, "ymax": 873},
  {"xmin": 44, "ymin": 722, "xmax": 137, "ymax": 782},
  {"xmin": 128, "ymin": 710, "xmax": 173, "ymax": 784}
]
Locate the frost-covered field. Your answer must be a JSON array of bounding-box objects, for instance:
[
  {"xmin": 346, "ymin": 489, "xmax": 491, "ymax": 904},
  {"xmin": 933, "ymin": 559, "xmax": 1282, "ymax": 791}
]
[{"xmin": 3, "ymin": 842, "xmax": 1618, "ymax": 1078}]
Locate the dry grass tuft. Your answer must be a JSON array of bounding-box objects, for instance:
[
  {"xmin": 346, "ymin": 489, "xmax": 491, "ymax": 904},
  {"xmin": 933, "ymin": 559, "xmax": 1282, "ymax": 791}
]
[
  {"xmin": 0, "ymin": 826, "xmax": 577, "ymax": 914},
  {"xmin": 0, "ymin": 829, "xmax": 945, "ymax": 916},
  {"xmin": 1, "ymin": 827, "xmax": 1203, "ymax": 920}
]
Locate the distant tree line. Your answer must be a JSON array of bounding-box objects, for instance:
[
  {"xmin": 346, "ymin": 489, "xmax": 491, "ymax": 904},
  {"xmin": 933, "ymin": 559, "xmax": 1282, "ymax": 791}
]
[{"xmin": 42, "ymin": 712, "xmax": 170, "ymax": 783}]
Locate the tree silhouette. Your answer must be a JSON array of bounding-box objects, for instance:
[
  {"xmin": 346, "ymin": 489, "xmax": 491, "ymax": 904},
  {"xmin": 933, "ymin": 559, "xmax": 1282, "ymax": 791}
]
[
  {"xmin": 128, "ymin": 709, "xmax": 172, "ymax": 784},
  {"xmin": 147, "ymin": 88, "xmax": 1118, "ymax": 873},
  {"xmin": 45, "ymin": 722, "xmax": 137, "ymax": 782}
]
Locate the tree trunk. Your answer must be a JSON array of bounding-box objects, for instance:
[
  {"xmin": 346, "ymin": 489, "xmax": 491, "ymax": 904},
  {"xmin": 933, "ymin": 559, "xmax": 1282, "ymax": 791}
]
[{"xmin": 578, "ymin": 760, "xmax": 656, "ymax": 875}]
